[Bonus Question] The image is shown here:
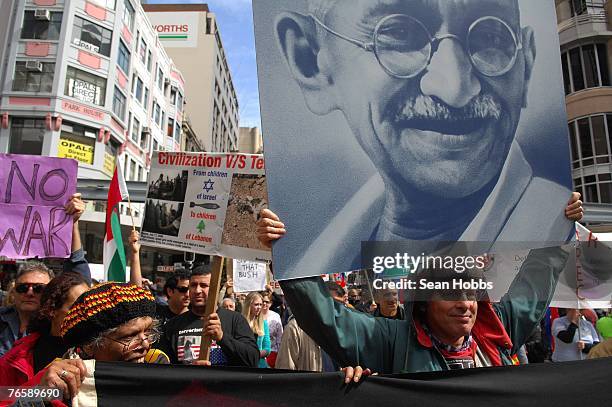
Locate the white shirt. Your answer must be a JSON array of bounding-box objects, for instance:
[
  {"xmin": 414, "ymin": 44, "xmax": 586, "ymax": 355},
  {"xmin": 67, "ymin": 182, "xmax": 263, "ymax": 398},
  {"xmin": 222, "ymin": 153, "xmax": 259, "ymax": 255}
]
[
  {"xmin": 552, "ymin": 316, "xmax": 599, "ymax": 362},
  {"xmin": 264, "ymin": 310, "xmax": 283, "ymax": 352}
]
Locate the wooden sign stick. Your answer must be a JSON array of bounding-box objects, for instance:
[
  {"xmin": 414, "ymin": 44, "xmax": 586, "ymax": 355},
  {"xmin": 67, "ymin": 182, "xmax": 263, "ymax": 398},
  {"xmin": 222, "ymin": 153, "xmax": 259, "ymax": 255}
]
[{"xmin": 199, "ymin": 256, "xmax": 225, "ymax": 362}]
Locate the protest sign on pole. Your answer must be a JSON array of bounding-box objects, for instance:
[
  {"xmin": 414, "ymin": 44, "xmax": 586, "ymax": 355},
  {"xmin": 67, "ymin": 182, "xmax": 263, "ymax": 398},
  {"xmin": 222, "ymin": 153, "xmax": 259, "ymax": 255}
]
[
  {"xmin": 0, "ymin": 154, "xmax": 77, "ymax": 259},
  {"xmin": 232, "ymin": 259, "xmax": 267, "ymax": 293},
  {"xmin": 140, "ymin": 152, "xmax": 270, "ymax": 262}
]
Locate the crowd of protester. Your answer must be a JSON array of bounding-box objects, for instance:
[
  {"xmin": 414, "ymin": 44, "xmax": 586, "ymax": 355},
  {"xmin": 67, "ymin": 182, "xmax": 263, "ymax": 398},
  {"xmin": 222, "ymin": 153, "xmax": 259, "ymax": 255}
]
[{"xmin": 0, "ymin": 192, "xmax": 610, "ymax": 405}]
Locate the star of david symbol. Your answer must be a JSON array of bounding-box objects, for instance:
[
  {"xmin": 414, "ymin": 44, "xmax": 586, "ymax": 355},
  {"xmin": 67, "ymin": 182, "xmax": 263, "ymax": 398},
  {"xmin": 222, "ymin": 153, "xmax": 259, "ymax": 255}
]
[{"xmin": 203, "ymin": 178, "xmax": 215, "ymax": 193}]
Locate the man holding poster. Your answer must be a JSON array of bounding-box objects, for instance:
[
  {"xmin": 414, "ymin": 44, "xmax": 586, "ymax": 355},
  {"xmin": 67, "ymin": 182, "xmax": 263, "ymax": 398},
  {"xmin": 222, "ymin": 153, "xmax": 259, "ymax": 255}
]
[{"xmin": 254, "ymin": 0, "xmax": 576, "ymax": 279}]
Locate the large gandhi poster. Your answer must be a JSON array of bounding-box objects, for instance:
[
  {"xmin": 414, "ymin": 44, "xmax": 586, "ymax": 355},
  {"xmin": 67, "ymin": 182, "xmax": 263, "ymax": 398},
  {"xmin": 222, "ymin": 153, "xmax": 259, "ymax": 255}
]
[{"xmin": 254, "ymin": 0, "xmax": 574, "ymax": 280}]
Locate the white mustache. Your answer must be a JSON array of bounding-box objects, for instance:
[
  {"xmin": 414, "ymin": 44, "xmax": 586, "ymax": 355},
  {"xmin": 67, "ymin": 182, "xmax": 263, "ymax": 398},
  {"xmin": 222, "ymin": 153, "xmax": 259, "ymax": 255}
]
[{"xmin": 396, "ymin": 94, "xmax": 502, "ymax": 122}]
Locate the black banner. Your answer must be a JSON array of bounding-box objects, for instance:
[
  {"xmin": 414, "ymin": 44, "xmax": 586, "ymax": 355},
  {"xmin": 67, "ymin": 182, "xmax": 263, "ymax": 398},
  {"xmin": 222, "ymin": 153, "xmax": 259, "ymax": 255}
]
[{"xmin": 91, "ymin": 358, "xmax": 611, "ymax": 406}]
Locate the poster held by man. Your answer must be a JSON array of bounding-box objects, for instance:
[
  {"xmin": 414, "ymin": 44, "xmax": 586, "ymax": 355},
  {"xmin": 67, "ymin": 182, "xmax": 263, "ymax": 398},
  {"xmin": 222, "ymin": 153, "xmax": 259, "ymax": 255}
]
[
  {"xmin": 253, "ymin": 0, "xmax": 575, "ymax": 280},
  {"xmin": 140, "ymin": 152, "xmax": 270, "ymax": 262}
]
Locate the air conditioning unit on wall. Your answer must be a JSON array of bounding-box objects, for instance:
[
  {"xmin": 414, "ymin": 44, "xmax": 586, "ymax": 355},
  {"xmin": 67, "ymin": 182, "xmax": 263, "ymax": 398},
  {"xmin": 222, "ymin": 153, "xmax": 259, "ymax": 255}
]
[
  {"xmin": 34, "ymin": 9, "xmax": 50, "ymax": 21},
  {"xmin": 25, "ymin": 60, "xmax": 43, "ymax": 72}
]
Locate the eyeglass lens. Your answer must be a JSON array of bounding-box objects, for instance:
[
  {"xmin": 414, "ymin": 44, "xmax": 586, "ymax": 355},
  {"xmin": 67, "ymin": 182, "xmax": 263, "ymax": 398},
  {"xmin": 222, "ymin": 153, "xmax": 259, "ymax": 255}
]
[
  {"xmin": 374, "ymin": 15, "xmax": 518, "ymax": 78},
  {"xmin": 126, "ymin": 331, "xmax": 160, "ymax": 351}
]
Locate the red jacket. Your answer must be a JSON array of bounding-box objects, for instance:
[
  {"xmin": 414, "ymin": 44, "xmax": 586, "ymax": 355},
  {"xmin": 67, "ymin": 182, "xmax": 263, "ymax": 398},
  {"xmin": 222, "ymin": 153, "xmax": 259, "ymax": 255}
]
[{"xmin": 0, "ymin": 333, "xmax": 66, "ymax": 406}]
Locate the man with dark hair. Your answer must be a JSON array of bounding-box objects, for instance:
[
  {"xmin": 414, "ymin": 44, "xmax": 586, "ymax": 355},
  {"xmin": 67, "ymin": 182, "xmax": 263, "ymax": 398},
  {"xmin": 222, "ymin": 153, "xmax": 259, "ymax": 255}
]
[
  {"xmin": 155, "ymin": 273, "xmax": 190, "ymax": 326},
  {"xmin": 157, "ymin": 265, "xmax": 259, "ymax": 367}
]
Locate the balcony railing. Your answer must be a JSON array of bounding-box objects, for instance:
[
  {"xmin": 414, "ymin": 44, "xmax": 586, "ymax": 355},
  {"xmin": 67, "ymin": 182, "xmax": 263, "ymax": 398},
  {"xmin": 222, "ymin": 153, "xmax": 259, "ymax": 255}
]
[{"xmin": 558, "ymin": 11, "xmax": 608, "ymax": 33}]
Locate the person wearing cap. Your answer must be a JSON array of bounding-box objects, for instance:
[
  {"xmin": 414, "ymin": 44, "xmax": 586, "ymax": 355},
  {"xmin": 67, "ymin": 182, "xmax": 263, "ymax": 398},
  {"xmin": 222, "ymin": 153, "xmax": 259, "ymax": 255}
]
[
  {"xmin": 157, "ymin": 265, "xmax": 259, "ymax": 367},
  {"xmin": 17, "ymin": 283, "xmax": 168, "ymax": 402}
]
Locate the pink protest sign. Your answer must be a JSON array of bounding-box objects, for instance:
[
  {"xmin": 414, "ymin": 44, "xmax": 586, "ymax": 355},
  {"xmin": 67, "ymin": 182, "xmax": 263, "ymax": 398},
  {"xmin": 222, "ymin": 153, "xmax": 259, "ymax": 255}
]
[{"xmin": 0, "ymin": 154, "xmax": 77, "ymax": 259}]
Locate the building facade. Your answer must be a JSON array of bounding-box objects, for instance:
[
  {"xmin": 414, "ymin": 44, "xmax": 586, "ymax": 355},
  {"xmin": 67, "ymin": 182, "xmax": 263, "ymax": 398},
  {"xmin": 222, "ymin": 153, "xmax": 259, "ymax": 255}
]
[
  {"xmin": 557, "ymin": 0, "xmax": 612, "ymax": 229},
  {"xmin": 239, "ymin": 126, "xmax": 263, "ymax": 154},
  {"xmin": 0, "ymin": 0, "xmax": 186, "ymax": 272},
  {"xmin": 143, "ymin": 3, "xmax": 239, "ymax": 152}
]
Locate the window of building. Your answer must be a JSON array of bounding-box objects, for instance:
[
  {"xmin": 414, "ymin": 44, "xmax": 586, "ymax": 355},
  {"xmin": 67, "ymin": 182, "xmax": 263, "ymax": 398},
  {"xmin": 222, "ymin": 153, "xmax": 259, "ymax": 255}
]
[
  {"xmin": 58, "ymin": 122, "xmax": 96, "ymax": 165},
  {"xmin": 9, "ymin": 117, "xmax": 45, "ymax": 155},
  {"xmin": 112, "ymin": 86, "xmax": 127, "ymax": 121},
  {"xmin": 13, "ymin": 61, "xmax": 54, "ymax": 92},
  {"xmin": 143, "ymin": 87, "xmax": 149, "ymax": 109},
  {"xmin": 591, "ymin": 115, "xmax": 609, "ymax": 163},
  {"xmin": 122, "ymin": 0, "xmax": 135, "ymax": 31},
  {"xmin": 153, "ymin": 139, "xmax": 158, "ymax": 152},
  {"xmin": 153, "ymin": 102, "xmax": 161, "ymax": 126},
  {"xmin": 129, "ymin": 159, "xmax": 136, "ymax": 181},
  {"xmin": 134, "ymin": 77, "xmax": 143, "ymax": 103},
  {"xmin": 90, "ymin": 0, "xmax": 116, "ymax": 9},
  {"xmin": 170, "ymin": 87, "xmax": 177, "ymax": 104},
  {"xmin": 177, "ymin": 92, "xmax": 183, "ymax": 111},
  {"xmin": 562, "ymin": 44, "xmax": 610, "ymax": 95},
  {"xmin": 167, "ymin": 117, "xmax": 174, "ymax": 139},
  {"xmin": 570, "ymin": 113, "xmax": 612, "ymax": 203},
  {"xmin": 146, "ymin": 50, "xmax": 152, "ymax": 72},
  {"xmin": 157, "ymin": 67, "xmax": 163, "ymax": 90},
  {"xmin": 131, "ymin": 117, "xmax": 140, "ymax": 143},
  {"xmin": 139, "ymin": 38, "xmax": 147, "ymax": 64},
  {"xmin": 64, "ymin": 66, "xmax": 107, "ymax": 106},
  {"xmin": 21, "ymin": 10, "xmax": 63, "ymax": 40},
  {"xmin": 570, "ymin": 0, "xmax": 587, "ymax": 16},
  {"xmin": 137, "ymin": 165, "xmax": 143, "ymax": 181},
  {"xmin": 72, "ymin": 16, "xmax": 112, "ymax": 57},
  {"xmin": 117, "ymin": 40, "xmax": 130, "ymax": 73},
  {"xmin": 140, "ymin": 129, "xmax": 148, "ymax": 150},
  {"xmin": 174, "ymin": 121, "xmax": 181, "ymax": 143},
  {"xmin": 577, "ymin": 117, "xmax": 594, "ymax": 165}
]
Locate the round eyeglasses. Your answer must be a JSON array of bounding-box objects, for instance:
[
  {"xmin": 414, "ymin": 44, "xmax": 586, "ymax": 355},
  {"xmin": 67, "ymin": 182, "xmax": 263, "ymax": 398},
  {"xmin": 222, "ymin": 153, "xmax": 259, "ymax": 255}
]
[
  {"xmin": 106, "ymin": 329, "xmax": 161, "ymax": 353},
  {"xmin": 310, "ymin": 14, "xmax": 522, "ymax": 78}
]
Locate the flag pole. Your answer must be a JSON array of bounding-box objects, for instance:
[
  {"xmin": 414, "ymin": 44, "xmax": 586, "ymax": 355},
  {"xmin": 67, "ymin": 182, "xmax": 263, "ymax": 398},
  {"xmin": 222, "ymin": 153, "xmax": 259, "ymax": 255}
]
[
  {"xmin": 199, "ymin": 256, "xmax": 224, "ymax": 363},
  {"xmin": 126, "ymin": 194, "xmax": 136, "ymax": 232}
]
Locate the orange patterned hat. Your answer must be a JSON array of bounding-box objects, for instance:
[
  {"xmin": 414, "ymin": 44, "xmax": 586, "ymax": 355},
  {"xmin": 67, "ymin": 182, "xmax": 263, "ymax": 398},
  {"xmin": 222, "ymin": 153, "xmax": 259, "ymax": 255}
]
[{"xmin": 61, "ymin": 282, "xmax": 156, "ymax": 346}]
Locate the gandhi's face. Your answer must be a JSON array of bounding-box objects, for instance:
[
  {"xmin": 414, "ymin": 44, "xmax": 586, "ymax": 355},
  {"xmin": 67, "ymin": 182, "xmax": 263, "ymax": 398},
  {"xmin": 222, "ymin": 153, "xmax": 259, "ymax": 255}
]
[{"xmin": 285, "ymin": 0, "xmax": 534, "ymax": 198}]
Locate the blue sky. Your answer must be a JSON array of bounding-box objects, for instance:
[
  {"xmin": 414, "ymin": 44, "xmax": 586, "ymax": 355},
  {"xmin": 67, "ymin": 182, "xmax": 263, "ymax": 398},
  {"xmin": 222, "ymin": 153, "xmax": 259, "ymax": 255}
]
[{"xmin": 146, "ymin": 0, "xmax": 261, "ymax": 128}]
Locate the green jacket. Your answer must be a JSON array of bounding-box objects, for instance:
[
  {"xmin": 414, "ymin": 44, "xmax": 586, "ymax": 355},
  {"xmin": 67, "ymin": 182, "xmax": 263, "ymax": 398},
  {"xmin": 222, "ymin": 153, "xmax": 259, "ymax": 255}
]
[{"xmin": 280, "ymin": 246, "xmax": 569, "ymax": 374}]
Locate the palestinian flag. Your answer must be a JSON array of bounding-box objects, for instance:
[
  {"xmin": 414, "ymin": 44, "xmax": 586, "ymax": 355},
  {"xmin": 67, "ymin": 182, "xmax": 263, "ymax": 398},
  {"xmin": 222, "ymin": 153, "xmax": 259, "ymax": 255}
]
[
  {"xmin": 104, "ymin": 158, "xmax": 129, "ymax": 282},
  {"xmin": 66, "ymin": 358, "xmax": 610, "ymax": 406}
]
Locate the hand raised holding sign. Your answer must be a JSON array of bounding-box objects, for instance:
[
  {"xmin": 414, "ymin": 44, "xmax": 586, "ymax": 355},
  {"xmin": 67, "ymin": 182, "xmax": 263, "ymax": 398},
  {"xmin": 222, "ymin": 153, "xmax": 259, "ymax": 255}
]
[
  {"xmin": 65, "ymin": 193, "xmax": 85, "ymax": 222},
  {"xmin": 255, "ymin": 209, "xmax": 286, "ymax": 249},
  {"xmin": 129, "ymin": 230, "xmax": 141, "ymax": 255}
]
